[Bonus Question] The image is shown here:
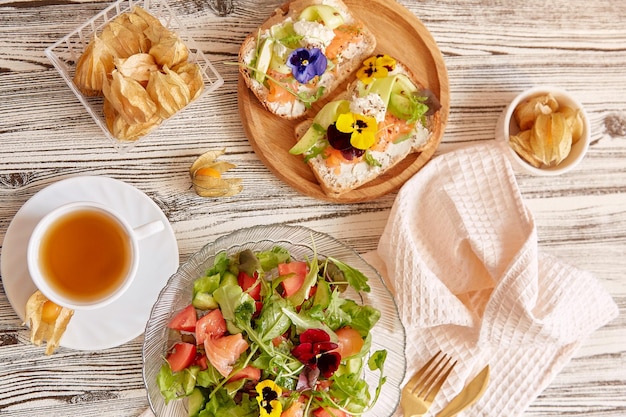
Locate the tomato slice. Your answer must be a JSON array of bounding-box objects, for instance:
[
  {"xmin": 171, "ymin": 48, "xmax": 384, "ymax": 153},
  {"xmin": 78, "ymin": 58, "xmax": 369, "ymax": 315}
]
[
  {"xmin": 238, "ymin": 271, "xmax": 261, "ymax": 300},
  {"xmin": 204, "ymin": 333, "xmax": 249, "ymax": 378},
  {"xmin": 167, "ymin": 304, "xmax": 197, "ymax": 332},
  {"xmin": 229, "ymin": 365, "xmax": 261, "ymax": 382},
  {"xmin": 195, "ymin": 308, "xmax": 227, "ymax": 345},
  {"xmin": 334, "ymin": 327, "xmax": 364, "ymax": 359},
  {"xmin": 278, "ymin": 261, "xmax": 308, "ymax": 297},
  {"xmin": 166, "ymin": 342, "xmax": 197, "ymax": 372}
]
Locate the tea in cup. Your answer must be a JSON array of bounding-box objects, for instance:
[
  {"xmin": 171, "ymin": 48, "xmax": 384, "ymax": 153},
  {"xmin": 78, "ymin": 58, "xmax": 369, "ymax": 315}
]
[{"xmin": 27, "ymin": 201, "xmax": 164, "ymax": 310}]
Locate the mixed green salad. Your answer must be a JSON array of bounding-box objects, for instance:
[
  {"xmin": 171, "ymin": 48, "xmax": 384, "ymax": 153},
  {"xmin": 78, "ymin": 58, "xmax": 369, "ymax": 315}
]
[{"xmin": 157, "ymin": 245, "xmax": 387, "ymax": 417}]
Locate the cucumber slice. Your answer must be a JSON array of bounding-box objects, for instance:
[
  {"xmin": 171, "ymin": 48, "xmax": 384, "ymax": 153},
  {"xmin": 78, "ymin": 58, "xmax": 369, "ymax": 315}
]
[
  {"xmin": 391, "ymin": 73, "xmax": 418, "ymax": 96},
  {"xmin": 254, "ymin": 38, "xmax": 273, "ymax": 83},
  {"xmin": 192, "ymin": 292, "xmax": 218, "ymax": 310},
  {"xmin": 366, "ymin": 75, "xmax": 398, "ymax": 107},
  {"xmin": 364, "ymin": 73, "xmax": 419, "ymax": 107},
  {"xmin": 182, "ymin": 366, "xmax": 200, "ymax": 396},
  {"xmin": 187, "ymin": 388, "xmax": 206, "ymax": 417},
  {"xmin": 220, "ymin": 271, "xmax": 238, "ymax": 287},
  {"xmin": 269, "ymin": 21, "xmax": 294, "ymax": 41},
  {"xmin": 299, "ymin": 5, "xmax": 344, "ymax": 29},
  {"xmin": 388, "ymin": 93, "xmax": 412, "ymax": 120},
  {"xmin": 269, "ymin": 53, "xmax": 291, "ymax": 75}
]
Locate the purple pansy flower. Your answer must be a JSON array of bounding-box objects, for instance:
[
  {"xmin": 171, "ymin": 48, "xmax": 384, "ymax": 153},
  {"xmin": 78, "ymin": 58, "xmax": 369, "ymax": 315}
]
[{"xmin": 287, "ymin": 47, "xmax": 328, "ymax": 84}]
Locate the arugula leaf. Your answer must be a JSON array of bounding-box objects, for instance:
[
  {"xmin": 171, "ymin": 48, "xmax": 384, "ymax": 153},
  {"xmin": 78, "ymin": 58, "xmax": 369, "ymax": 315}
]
[
  {"xmin": 196, "ymin": 365, "xmax": 223, "ymax": 388},
  {"xmin": 278, "ymin": 34, "xmax": 304, "ymax": 49},
  {"xmin": 281, "ymin": 307, "xmax": 336, "ymax": 338},
  {"xmin": 303, "ymin": 141, "xmax": 327, "ymax": 162},
  {"xmin": 406, "ymin": 93, "xmax": 429, "ymax": 124},
  {"xmin": 328, "ymin": 371, "xmax": 371, "ymax": 413},
  {"xmin": 327, "ymin": 257, "xmax": 371, "ymax": 292},
  {"xmin": 297, "ymin": 86, "xmax": 326, "ymax": 109},
  {"xmin": 322, "ymin": 290, "xmax": 351, "ymax": 330},
  {"xmin": 339, "ymin": 299, "xmax": 381, "ymax": 337},
  {"xmin": 365, "ymin": 150, "xmax": 382, "ymax": 167},
  {"xmin": 367, "ymin": 350, "xmax": 388, "ymax": 411}
]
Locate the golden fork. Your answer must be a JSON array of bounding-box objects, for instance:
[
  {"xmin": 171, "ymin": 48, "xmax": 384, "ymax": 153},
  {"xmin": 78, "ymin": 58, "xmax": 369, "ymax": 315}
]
[{"xmin": 401, "ymin": 351, "xmax": 457, "ymax": 417}]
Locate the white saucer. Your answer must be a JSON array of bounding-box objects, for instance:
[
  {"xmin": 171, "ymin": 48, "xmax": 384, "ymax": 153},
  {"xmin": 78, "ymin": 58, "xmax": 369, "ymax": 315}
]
[{"xmin": 1, "ymin": 176, "xmax": 179, "ymax": 350}]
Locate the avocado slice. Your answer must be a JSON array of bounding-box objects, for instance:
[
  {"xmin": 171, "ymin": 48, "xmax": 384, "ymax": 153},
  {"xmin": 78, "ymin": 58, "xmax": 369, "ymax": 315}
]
[
  {"xmin": 314, "ymin": 99, "xmax": 350, "ymax": 128},
  {"xmin": 289, "ymin": 125, "xmax": 325, "ymax": 155},
  {"xmin": 289, "ymin": 100, "xmax": 350, "ymax": 155}
]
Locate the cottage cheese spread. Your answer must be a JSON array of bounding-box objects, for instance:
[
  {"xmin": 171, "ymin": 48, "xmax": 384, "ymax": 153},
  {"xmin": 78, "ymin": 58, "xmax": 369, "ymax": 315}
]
[{"xmin": 293, "ymin": 20, "xmax": 335, "ymax": 49}]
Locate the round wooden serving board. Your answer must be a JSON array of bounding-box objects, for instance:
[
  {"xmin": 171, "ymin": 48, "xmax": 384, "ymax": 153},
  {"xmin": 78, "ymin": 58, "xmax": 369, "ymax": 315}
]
[{"xmin": 238, "ymin": 0, "xmax": 449, "ymax": 203}]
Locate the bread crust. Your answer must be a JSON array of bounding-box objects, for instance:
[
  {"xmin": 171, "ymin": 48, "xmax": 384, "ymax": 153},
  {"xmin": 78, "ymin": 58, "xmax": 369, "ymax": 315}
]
[
  {"xmin": 294, "ymin": 60, "xmax": 442, "ymax": 197},
  {"xmin": 238, "ymin": 0, "xmax": 376, "ymax": 120}
]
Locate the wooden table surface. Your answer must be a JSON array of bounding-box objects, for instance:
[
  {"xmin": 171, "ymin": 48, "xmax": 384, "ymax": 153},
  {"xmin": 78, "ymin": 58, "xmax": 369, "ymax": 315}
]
[{"xmin": 1, "ymin": 0, "xmax": 624, "ymax": 416}]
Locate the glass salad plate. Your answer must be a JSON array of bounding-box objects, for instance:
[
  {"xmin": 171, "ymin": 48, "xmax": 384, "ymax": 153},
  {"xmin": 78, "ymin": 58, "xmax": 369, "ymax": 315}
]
[
  {"xmin": 142, "ymin": 224, "xmax": 406, "ymax": 416},
  {"xmin": 45, "ymin": 0, "xmax": 224, "ymax": 153}
]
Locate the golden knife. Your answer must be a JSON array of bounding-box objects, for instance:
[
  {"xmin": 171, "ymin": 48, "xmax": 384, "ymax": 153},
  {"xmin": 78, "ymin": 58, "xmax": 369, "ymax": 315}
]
[{"xmin": 435, "ymin": 364, "xmax": 490, "ymax": 417}]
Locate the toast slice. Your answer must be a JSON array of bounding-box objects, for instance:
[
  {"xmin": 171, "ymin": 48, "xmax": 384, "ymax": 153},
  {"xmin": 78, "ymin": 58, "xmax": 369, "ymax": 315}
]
[
  {"xmin": 238, "ymin": 0, "xmax": 376, "ymax": 120},
  {"xmin": 290, "ymin": 55, "xmax": 442, "ymax": 197}
]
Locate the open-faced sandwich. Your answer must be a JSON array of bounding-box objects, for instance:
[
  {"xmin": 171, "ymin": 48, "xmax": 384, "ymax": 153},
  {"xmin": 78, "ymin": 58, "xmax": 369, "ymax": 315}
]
[
  {"xmin": 238, "ymin": 0, "xmax": 376, "ymax": 119},
  {"xmin": 289, "ymin": 54, "xmax": 442, "ymax": 197}
]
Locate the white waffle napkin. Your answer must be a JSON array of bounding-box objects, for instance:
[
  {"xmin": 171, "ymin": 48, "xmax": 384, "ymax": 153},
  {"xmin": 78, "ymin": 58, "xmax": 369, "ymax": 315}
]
[{"xmin": 362, "ymin": 142, "xmax": 618, "ymax": 417}]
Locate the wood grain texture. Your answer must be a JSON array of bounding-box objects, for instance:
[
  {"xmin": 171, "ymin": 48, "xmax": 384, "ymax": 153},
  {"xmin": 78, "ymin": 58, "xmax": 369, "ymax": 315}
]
[
  {"xmin": 239, "ymin": 0, "xmax": 449, "ymax": 203},
  {"xmin": 0, "ymin": 0, "xmax": 625, "ymax": 416}
]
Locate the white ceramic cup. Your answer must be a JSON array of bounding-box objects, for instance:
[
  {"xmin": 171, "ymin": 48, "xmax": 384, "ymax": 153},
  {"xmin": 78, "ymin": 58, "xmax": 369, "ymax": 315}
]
[
  {"xmin": 496, "ymin": 86, "xmax": 590, "ymax": 176},
  {"xmin": 27, "ymin": 201, "xmax": 164, "ymax": 310}
]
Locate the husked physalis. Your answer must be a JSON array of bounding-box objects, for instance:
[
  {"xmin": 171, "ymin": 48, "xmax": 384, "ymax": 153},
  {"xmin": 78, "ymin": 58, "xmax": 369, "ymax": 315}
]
[
  {"xmin": 190, "ymin": 149, "xmax": 243, "ymax": 197},
  {"xmin": 25, "ymin": 290, "xmax": 74, "ymax": 355},
  {"xmin": 72, "ymin": 6, "xmax": 205, "ymax": 141},
  {"xmin": 510, "ymin": 93, "xmax": 584, "ymax": 168},
  {"xmin": 146, "ymin": 66, "xmax": 191, "ymax": 119}
]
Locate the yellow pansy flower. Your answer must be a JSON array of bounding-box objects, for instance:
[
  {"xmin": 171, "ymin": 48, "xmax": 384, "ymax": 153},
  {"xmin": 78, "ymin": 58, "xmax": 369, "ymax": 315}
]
[
  {"xmin": 356, "ymin": 54, "xmax": 397, "ymax": 85},
  {"xmin": 336, "ymin": 112, "xmax": 378, "ymax": 150},
  {"xmin": 256, "ymin": 380, "xmax": 283, "ymax": 417}
]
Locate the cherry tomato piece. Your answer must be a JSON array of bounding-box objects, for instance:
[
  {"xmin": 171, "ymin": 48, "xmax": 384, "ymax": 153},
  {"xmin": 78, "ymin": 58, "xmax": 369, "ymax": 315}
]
[
  {"xmin": 278, "ymin": 261, "xmax": 308, "ymax": 297},
  {"xmin": 195, "ymin": 308, "xmax": 227, "ymax": 345},
  {"xmin": 166, "ymin": 342, "xmax": 196, "ymax": 372},
  {"xmin": 335, "ymin": 327, "xmax": 364, "ymax": 359},
  {"xmin": 167, "ymin": 304, "xmax": 197, "ymax": 332}
]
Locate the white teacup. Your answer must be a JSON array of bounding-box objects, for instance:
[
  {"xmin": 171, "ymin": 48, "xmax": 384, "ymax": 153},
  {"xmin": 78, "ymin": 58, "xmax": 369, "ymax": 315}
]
[{"xmin": 27, "ymin": 201, "xmax": 164, "ymax": 310}]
